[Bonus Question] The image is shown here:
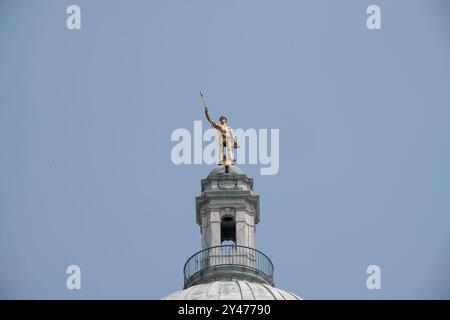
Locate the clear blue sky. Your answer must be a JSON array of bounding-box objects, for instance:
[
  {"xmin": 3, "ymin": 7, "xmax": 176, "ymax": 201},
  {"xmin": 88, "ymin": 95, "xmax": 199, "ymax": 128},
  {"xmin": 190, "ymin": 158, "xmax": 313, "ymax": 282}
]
[{"xmin": 1, "ymin": 0, "xmax": 449, "ymax": 299}]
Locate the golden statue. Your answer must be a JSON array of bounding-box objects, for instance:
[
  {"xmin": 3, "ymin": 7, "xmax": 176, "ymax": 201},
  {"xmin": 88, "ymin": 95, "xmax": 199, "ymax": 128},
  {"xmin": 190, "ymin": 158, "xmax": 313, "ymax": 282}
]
[{"xmin": 200, "ymin": 90, "xmax": 238, "ymax": 166}]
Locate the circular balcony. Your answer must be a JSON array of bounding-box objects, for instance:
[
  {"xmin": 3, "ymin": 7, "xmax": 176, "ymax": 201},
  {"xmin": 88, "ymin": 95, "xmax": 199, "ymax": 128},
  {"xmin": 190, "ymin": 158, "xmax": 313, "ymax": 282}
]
[{"xmin": 183, "ymin": 245, "xmax": 274, "ymax": 289}]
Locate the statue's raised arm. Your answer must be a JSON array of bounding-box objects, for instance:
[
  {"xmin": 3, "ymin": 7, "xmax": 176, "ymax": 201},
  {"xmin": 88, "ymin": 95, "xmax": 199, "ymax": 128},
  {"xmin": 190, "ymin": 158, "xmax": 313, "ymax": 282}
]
[
  {"xmin": 204, "ymin": 106, "xmax": 221, "ymax": 130},
  {"xmin": 200, "ymin": 90, "xmax": 221, "ymax": 130}
]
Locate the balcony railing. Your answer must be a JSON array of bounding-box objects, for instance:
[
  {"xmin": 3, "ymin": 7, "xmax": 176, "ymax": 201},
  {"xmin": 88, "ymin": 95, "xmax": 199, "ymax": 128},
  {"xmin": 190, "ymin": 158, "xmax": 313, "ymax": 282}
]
[{"xmin": 183, "ymin": 245, "xmax": 274, "ymax": 288}]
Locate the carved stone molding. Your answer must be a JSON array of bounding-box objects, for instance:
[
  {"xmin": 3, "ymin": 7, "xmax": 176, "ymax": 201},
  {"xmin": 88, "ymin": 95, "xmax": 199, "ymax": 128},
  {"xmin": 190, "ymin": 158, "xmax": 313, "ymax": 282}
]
[{"xmin": 218, "ymin": 179, "xmax": 237, "ymax": 190}]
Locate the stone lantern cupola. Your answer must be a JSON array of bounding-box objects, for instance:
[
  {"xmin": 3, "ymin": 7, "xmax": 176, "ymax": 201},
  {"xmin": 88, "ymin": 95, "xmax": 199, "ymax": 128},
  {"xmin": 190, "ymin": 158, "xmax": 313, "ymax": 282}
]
[
  {"xmin": 196, "ymin": 165, "xmax": 259, "ymax": 250},
  {"xmin": 163, "ymin": 165, "xmax": 301, "ymax": 300}
]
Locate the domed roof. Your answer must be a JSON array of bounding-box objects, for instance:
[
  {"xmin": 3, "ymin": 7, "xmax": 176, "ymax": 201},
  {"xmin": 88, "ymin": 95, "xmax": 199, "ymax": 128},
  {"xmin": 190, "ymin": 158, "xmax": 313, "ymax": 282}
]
[
  {"xmin": 208, "ymin": 165, "xmax": 246, "ymax": 176},
  {"xmin": 163, "ymin": 281, "xmax": 301, "ymax": 300}
]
